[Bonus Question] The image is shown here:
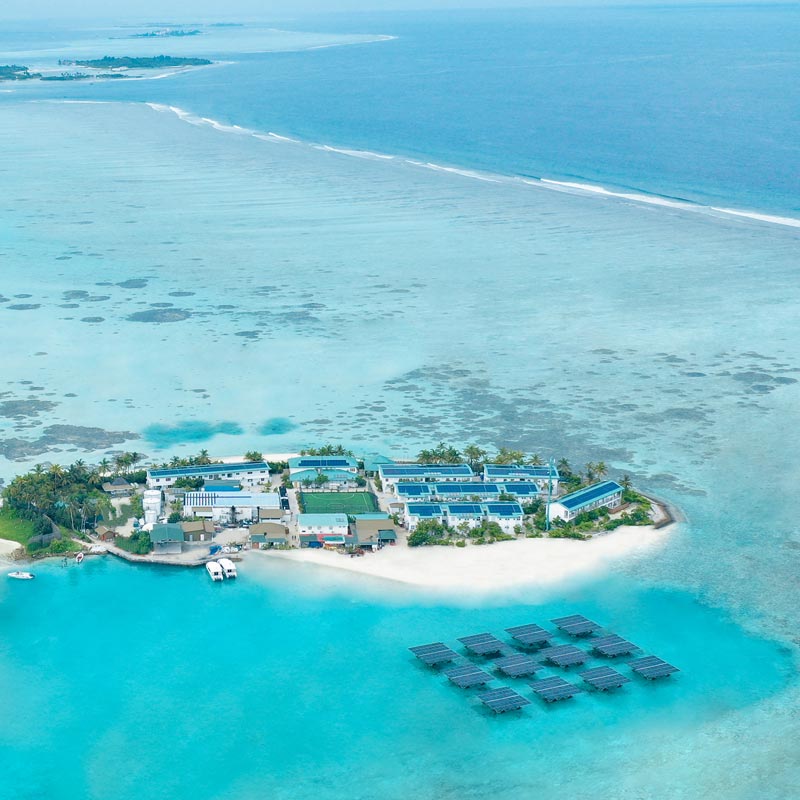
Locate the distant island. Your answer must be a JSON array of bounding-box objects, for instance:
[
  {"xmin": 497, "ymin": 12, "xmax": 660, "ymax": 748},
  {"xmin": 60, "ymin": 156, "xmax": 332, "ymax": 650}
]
[
  {"xmin": 63, "ymin": 56, "xmax": 212, "ymax": 69},
  {"xmin": 0, "ymin": 65, "xmax": 41, "ymax": 81},
  {"xmin": 131, "ymin": 29, "xmax": 202, "ymax": 38},
  {"xmin": 41, "ymin": 72, "xmax": 126, "ymax": 82}
]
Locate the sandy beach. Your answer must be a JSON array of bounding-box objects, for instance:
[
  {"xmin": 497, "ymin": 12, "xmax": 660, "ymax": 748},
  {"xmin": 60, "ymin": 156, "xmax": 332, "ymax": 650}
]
[
  {"xmin": 0, "ymin": 538, "xmax": 24, "ymax": 560},
  {"xmin": 251, "ymin": 524, "xmax": 672, "ymax": 597}
]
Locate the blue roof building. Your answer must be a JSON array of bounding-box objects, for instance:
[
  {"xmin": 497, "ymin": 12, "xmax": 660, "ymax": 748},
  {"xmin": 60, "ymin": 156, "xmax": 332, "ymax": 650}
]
[
  {"xmin": 379, "ymin": 463, "xmax": 474, "ymax": 486},
  {"xmin": 147, "ymin": 461, "xmax": 270, "ymax": 488},
  {"xmin": 288, "ymin": 456, "xmax": 358, "ymax": 476},
  {"xmin": 404, "ymin": 501, "xmax": 523, "ymax": 533},
  {"xmin": 396, "ymin": 482, "xmax": 542, "ymax": 501},
  {"xmin": 290, "ymin": 467, "xmax": 360, "ymax": 485},
  {"xmin": 483, "ymin": 464, "xmax": 560, "ymax": 490},
  {"xmin": 547, "ymin": 481, "xmax": 624, "ymax": 523}
]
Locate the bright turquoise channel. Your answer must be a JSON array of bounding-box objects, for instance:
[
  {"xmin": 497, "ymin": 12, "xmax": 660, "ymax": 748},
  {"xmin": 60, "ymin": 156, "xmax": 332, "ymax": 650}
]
[{"xmin": 0, "ymin": 557, "xmax": 790, "ymax": 800}]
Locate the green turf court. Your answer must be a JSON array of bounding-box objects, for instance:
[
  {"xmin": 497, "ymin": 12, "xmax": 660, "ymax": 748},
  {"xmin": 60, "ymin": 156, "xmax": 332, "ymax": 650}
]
[{"xmin": 299, "ymin": 491, "xmax": 380, "ymax": 515}]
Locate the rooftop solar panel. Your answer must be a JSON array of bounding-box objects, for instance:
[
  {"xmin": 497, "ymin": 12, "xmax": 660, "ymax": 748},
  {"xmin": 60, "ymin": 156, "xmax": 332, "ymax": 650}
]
[
  {"xmin": 628, "ymin": 655, "xmax": 679, "ymax": 679},
  {"xmin": 551, "ymin": 614, "xmax": 602, "ymax": 636},
  {"xmin": 494, "ymin": 654, "xmax": 540, "ymax": 677},
  {"xmin": 506, "ymin": 623, "xmax": 553, "ymax": 647},
  {"xmin": 529, "ymin": 676, "xmax": 583, "ymax": 702},
  {"xmin": 557, "ymin": 481, "xmax": 623, "ymax": 510},
  {"xmin": 477, "ymin": 686, "xmax": 531, "ymax": 713},
  {"xmin": 446, "ymin": 503, "xmax": 484, "ymax": 515},
  {"xmin": 458, "ymin": 633, "xmax": 506, "ymax": 656},
  {"xmin": 148, "ymin": 462, "xmax": 268, "ymax": 478},
  {"xmin": 579, "ymin": 666, "xmax": 631, "ymax": 691},
  {"xmin": 539, "ymin": 644, "xmax": 589, "ymax": 667},
  {"xmin": 443, "ymin": 663, "xmax": 493, "ymax": 687},
  {"xmin": 483, "ymin": 502, "xmax": 523, "ymax": 516},
  {"xmin": 592, "ymin": 634, "xmax": 638, "ymax": 657}
]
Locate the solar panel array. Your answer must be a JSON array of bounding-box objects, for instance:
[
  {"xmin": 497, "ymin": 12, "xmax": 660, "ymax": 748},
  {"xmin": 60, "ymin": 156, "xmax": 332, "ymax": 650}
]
[
  {"xmin": 506, "ymin": 623, "xmax": 553, "ymax": 647},
  {"xmin": 478, "ymin": 687, "xmax": 531, "ymax": 713},
  {"xmin": 295, "ymin": 458, "xmax": 354, "ymax": 468},
  {"xmin": 409, "ymin": 642, "xmax": 458, "ymax": 666},
  {"xmin": 458, "ymin": 632, "xmax": 505, "ymax": 655},
  {"xmin": 551, "ymin": 614, "xmax": 601, "ymax": 636},
  {"xmin": 592, "ymin": 634, "xmax": 638, "ymax": 657},
  {"xmin": 411, "ymin": 614, "xmax": 679, "ymax": 715},
  {"xmin": 579, "ymin": 666, "xmax": 631, "ymax": 691},
  {"xmin": 444, "ymin": 663, "xmax": 493, "ymax": 688},
  {"xmin": 628, "ymin": 656, "xmax": 679, "ymax": 679},
  {"xmin": 380, "ymin": 464, "xmax": 473, "ymax": 477},
  {"xmin": 529, "ymin": 676, "xmax": 583, "ymax": 702},
  {"xmin": 539, "ymin": 644, "xmax": 590, "ymax": 667},
  {"xmin": 494, "ymin": 654, "xmax": 540, "ymax": 677}
]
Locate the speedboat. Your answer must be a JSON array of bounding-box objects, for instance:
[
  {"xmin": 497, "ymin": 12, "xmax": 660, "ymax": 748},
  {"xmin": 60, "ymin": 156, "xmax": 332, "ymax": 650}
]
[{"xmin": 7, "ymin": 571, "xmax": 35, "ymax": 580}]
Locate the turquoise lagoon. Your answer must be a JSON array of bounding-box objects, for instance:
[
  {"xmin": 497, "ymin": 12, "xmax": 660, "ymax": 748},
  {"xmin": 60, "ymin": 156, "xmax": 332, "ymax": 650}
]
[{"xmin": 1, "ymin": 9, "xmax": 800, "ymax": 798}]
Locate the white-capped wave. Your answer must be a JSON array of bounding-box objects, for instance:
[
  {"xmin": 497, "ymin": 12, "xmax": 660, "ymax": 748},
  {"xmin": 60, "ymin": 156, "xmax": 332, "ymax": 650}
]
[{"xmin": 137, "ymin": 101, "xmax": 799, "ymax": 231}]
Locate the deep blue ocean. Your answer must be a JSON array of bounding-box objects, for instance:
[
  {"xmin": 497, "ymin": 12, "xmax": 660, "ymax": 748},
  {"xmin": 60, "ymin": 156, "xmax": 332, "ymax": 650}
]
[{"xmin": 1, "ymin": 7, "xmax": 799, "ymax": 799}]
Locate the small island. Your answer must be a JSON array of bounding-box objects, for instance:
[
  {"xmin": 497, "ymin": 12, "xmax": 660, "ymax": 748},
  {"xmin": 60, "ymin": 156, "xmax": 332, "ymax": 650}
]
[
  {"xmin": 0, "ymin": 64, "xmax": 41, "ymax": 81},
  {"xmin": 130, "ymin": 29, "xmax": 202, "ymax": 38},
  {"xmin": 62, "ymin": 55, "xmax": 212, "ymax": 69}
]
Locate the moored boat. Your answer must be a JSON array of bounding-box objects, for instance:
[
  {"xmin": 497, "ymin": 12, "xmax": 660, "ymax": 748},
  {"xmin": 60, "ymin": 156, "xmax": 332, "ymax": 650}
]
[
  {"xmin": 206, "ymin": 561, "xmax": 224, "ymax": 582},
  {"xmin": 218, "ymin": 557, "xmax": 237, "ymax": 578},
  {"xmin": 7, "ymin": 571, "xmax": 35, "ymax": 580}
]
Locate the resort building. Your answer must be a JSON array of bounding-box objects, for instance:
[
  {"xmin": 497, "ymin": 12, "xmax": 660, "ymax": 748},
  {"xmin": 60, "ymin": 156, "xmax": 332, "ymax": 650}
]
[
  {"xmin": 379, "ymin": 463, "xmax": 474, "ymax": 489},
  {"xmin": 547, "ymin": 481, "xmax": 624, "ymax": 523},
  {"xmin": 150, "ymin": 523, "xmax": 184, "ymax": 555},
  {"xmin": 182, "ymin": 491, "xmax": 281, "ymax": 524},
  {"xmin": 249, "ymin": 522, "xmax": 291, "ymax": 548},
  {"xmin": 395, "ymin": 482, "xmax": 542, "ymax": 502},
  {"xmin": 142, "ymin": 489, "xmax": 163, "ymax": 526},
  {"xmin": 483, "ymin": 464, "xmax": 560, "ymax": 492},
  {"xmin": 202, "ymin": 480, "xmax": 241, "ymax": 492},
  {"xmin": 146, "ymin": 461, "xmax": 270, "ymax": 489},
  {"xmin": 288, "ymin": 456, "xmax": 359, "ymax": 477},
  {"xmin": 297, "ymin": 513, "xmax": 350, "ymax": 547},
  {"xmin": 404, "ymin": 502, "xmax": 524, "ymax": 534},
  {"xmin": 289, "ymin": 468, "xmax": 360, "ymax": 487},
  {"xmin": 351, "ymin": 513, "xmax": 399, "ymax": 550},
  {"xmin": 101, "ymin": 476, "xmax": 134, "ymax": 497}
]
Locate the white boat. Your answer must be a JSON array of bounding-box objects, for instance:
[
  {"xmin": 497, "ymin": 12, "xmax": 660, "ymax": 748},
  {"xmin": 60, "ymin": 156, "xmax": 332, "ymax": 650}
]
[
  {"xmin": 218, "ymin": 557, "xmax": 237, "ymax": 579},
  {"xmin": 206, "ymin": 561, "xmax": 224, "ymax": 582},
  {"xmin": 7, "ymin": 571, "xmax": 35, "ymax": 580},
  {"xmin": 75, "ymin": 552, "xmax": 84, "ymax": 563}
]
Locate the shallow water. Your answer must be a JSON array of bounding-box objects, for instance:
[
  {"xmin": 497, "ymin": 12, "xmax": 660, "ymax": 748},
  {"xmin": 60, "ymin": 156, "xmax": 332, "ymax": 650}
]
[{"xmin": 1, "ymin": 10, "xmax": 799, "ymax": 798}]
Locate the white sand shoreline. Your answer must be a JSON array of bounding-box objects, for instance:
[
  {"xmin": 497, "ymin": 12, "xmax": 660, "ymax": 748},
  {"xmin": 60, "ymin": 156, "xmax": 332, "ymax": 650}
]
[{"xmin": 250, "ymin": 524, "xmax": 672, "ymax": 597}]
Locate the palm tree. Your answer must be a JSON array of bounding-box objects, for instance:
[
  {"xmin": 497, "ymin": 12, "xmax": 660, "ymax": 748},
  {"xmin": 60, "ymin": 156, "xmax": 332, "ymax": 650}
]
[
  {"xmin": 620, "ymin": 474, "xmax": 632, "ymax": 490},
  {"xmin": 463, "ymin": 444, "xmax": 487, "ymax": 470},
  {"xmin": 98, "ymin": 458, "xmax": 110, "ymax": 476},
  {"xmin": 557, "ymin": 458, "xmax": 571, "ymax": 475},
  {"xmin": 196, "ymin": 449, "xmax": 211, "ymax": 465},
  {"xmin": 585, "ymin": 462, "xmax": 596, "ymax": 482},
  {"xmin": 527, "ymin": 453, "xmax": 543, "ymax": 466},
  {"xmin": 594, "ymin": 461, "xmax": 608, "ymax": 479}
]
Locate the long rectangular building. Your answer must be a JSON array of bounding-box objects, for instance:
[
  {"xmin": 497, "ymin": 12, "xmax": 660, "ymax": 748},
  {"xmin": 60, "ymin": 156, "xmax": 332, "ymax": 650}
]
[
  {"xmin": 483, "ymin": 464, "xmax": 560, "ymax": 492},
  {"xmin": 395, "ymin": 481, "xmax": 542, "ymax": 501},
  {"xmin": 147, "ymin": 461, "xmax": 270, "ymax": 489},
  {"xmin": 379, "ymin": 463, "xmax": 474, "ymax": 488},
  {"xmin": 404, "ymin": 501, "xmax": 523, "ymax": 534},
  {"xmin": 547, "ymin": 480, "xmax": 624, "ymax": 522},
  {"xmin": 288, "ymin": 456, "xmax": 359, "ymax": 477},
  {"xmin": 183, "ymin": 491, "xmax": 280, "ymax": 523}
]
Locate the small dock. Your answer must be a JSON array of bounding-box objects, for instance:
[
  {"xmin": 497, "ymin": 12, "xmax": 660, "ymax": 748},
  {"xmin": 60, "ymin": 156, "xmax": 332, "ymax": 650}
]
[
  {"xmin": 628, "ymin": 655, "xmax": 679, "ymax": 679},
  {"xmin": 478, "ymin": 687, "xmax": 531, "ymax": 714},
  {"xmin": 529, "ymin": 676, "xmax": 583, "ymax": 703},
  {"xmin": 444, "ymin": 663, "xmax": 493, "ymax": 688},
  {"xmin": 551, "ymin": 614, "xmax": 601, "ymax": 636},
  {"xmin": 409, "ymin": 642, "xmax": 458, "ymax": 666},
  {"xmin": 457, "ymin": 632, "xmax": 505, "ymax": 656},
  {"xmin": 505, "ymin": 623, "xmax": 553, "ymax": 648},
  {"xmin": 539, "ymin": 644, "xmax": 589, "ymax": 667},
  {"xmin": 579, "ymin": 666, "xmax": 631, "ymax": 691},
  {"xmin": 592, "ymin": 634, "xmax": 638, "ymax": 657},
  {"xmin": 494, "ymin": 653, "xmax": 540, "ymax": 678}
]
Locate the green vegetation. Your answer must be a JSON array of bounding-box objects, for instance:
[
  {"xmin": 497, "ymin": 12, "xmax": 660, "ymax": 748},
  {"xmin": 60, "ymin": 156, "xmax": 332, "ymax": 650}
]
[
  {"xmin": 299, "ymin": 491, "xmax": 379, "ymax": 515},
  {"xmin": 41, "ymin": 72, "xmax": 92, "ymax": 82},
  {"xmin": 115, "ymin": 530, "xmax": 151, "ymax": 555},
  {"xmin": 244, "ymin": 450, "xmax": 264, "ymax": 462},
  {"xmin": 0, "ymin": 65, "xmax": 40, "ymax": 80},
  {"xmin": 71, "ymin": 56, "xmax": 212, "ymax": 69},
  {"xmin": 408, "ymin": 518, "xmax": 516, "ymax": 547},
  {"xmin": 0, "ymin": 507, "xmax": 38, "ymax": 546},
  {"xmin": 299, "ymin": 444, "xmax": 354, "ymax": 457},
  {"xmin": 167, "ymin": 511, "xmax": 182, "ymax": 523},
  {"xmin": 173, "ymin": 476, "xmax": 204, "ymax": 490},
  {"xmin": 3, "ymin": 461, "xmax": 113, "ymax": 544},
  {"xmin": 132, "ymin": 29, "xmax": 201, "ymax": 38}
]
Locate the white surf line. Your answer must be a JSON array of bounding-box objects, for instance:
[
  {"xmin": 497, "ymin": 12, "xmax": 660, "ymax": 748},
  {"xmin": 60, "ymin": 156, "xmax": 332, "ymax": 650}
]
[{"xmin": 63, "ymin": 98, "xmax": 799, "ymax": 233}]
